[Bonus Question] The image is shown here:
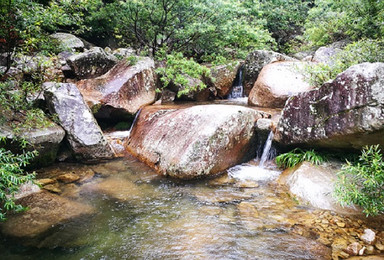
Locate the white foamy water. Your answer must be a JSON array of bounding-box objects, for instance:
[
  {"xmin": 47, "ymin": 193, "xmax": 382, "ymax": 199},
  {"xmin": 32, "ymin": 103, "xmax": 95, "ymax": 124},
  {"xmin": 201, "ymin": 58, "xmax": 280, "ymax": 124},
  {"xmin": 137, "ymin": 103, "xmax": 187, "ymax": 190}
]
[{"xmin": 228, "ymin": 164, "xmax": 281, "ymax": 182}]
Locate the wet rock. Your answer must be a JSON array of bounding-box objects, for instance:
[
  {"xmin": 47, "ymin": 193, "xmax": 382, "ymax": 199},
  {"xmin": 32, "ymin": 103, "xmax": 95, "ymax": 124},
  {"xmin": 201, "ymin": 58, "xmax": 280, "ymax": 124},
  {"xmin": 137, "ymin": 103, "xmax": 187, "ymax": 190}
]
[
  {"xmin": 61, "ymin": 183, "xmax": 80, "ymax": 199},
  {"xmin": 345, "ymin": 242, "xmax": 363, "ymax": 256},
  {"xmin": 36, "ymin": 178, "xmax": 56, "ymax": 186},
  {"xmin": 243, "ymin": 50, "xmax": 296, "ymax": 96},
  {"xmin": 77, "ymin": 169, "xmax": 95, "ymax": 184},
  {"xmin": 76, "ymin": 57, "xmax": 156, "ymax": 117},
  {"xmin": 0, "ymin": 121, "xmax": 65, "ymax": 168},
  {"xmin": 43, "ymin": 82, "xmax": 114, "ymax": 161},
  {"xmin": 192, "ymin": 187, "xmax": 253, "ymax": 204},
  {"xmin": 127, "ymin": 105, "xmax": 262, "ymax": 179},
  {"xmin": 205, "ymin": 61, "xmax": 242, "ymax": 98},
  {"xmin": 248, "ymin": 61, "xmax": 313, "ymax": 108},
  {"xmin": 43, "ymin": 183, "xmax": 61, "ymax": 193},
  {"xmin": 0, "ymin": 191, "xmax": 95, "ymax": 242},
  {"xmin": 361, "ymin": 229, "xmax": 376, "ymax": 245},
  {"xmin": 105, "ymin": 131, "xmax": 131, "ymax": 157},
  {"xmin": 66, "ymin": 47, "xmax": 117, "ymax": 79},
  {"xmin": 275, "ymin": 62, "xmax": 384, "ymax": 150},
  {"xmin": 375, "ymin": 242, "xmax": 384, "ymax": 251},
  {"xmin": 57, "ymin": 173, "xmax": 80, "ymax": 183},
  {"xmin": 14, "ymin": 182, "xmax": 41, "ymax": 200},
  {"xmin": 278, "ymin": 161, "xmax": 358, "ymax": 214},
  {"xmin": 50, "ymin": 33, "xmax": 84, "ymax": 51},
  {"xmin": 208, "ymin": 174, "xmax": 235, "ymax": 186}
]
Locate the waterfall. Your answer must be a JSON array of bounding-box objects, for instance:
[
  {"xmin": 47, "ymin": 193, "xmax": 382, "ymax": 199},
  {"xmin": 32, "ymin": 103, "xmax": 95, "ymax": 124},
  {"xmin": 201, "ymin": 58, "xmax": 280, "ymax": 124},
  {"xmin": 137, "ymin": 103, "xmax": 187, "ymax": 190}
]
[
  {"xmin": 128, "ymin": 108, "xmax": 142, "ymax": 136},
  {"xmin": 258, "ymin": 131, "xmax": 274, "ymax": 168},
  {"xmin": 228, "ymin": 66, "xmax": 244, "ymax": 99}
]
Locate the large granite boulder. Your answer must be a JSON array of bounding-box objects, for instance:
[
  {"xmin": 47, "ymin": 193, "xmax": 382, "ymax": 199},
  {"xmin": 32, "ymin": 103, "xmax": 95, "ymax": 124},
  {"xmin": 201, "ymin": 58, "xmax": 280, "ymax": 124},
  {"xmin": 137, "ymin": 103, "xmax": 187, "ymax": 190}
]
[
  {"xmin": 50, "ymin": 33, "xmax": 84, "ymax": 51},
  {"xmin": 43, "ymin": 82, "xmax": 114, "ymax": 161},
  {"xmin": 312, "ymin": 40, "xmax": 349, "ymax": 66},
  {"xmin": 278, "ymin": 162, "xmax": 357, "ymax": 214},
  {"xmin": 66, "ymin": 47, "xmax": 117, "ymax": 79},
  {"xmin": 0, "ymin": 119, "xmax": 65, "ymax": 167},
  {"xmin": 248, "ymin": 61, "xmax": 313, "ymax": 108},
  {"xmin": 243, "ymin": 50, "xmax": 296, "ymax": 96},
  {"xmin": 76, "ymin": 57, "xmax": 156, "ymax": 118},
  {"xmin": 275, "ymin": 62, "xmax": 384, "ymax": 150},
  {"xmin": 126, "ymin": 105, "xmax": 265, "ymax": 179},
  {"xmin": 0, "ymin": 191, "xmax": 95, "ymax": 247}
]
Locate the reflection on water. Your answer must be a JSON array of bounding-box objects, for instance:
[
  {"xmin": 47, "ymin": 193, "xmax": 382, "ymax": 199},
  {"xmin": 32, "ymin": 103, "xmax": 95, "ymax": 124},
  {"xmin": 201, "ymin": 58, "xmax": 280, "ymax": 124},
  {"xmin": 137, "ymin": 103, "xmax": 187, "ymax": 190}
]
[{"xmin": 0, "ymin": 158, "xmax": 332, "ymax": 260}]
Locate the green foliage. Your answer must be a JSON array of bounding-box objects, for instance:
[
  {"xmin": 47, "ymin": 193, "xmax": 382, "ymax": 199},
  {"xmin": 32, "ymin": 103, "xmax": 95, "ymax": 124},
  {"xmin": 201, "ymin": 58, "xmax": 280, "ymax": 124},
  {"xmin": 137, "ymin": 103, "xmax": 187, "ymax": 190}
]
[
  {"xmin": 303, "ymin": 0, "xmax": 384, "ymax": 47},
  {"xmin": 156, "ymin": 52, "xmax": 210, "ymax": 97},
  {"xmin": 0, "ymin": 139, "xmax": 37, "ymax": 221},
  {"xmin": 303, "ymin": 39, "xmax": 384, "ymax": 87},
  {"xmin": 275, "ymin": 148, "xmax": 327, "ymax": 168},
  {"xmin": 126, "ymin": 56, "xmax": 138, "ymax": 66},
  {"xmin": 114, "ymin": 121, "xmax": 130, "ymax": 131},
  {"xmin": 335, "ymin": 145, "xmax": 384, "ymax": 216}
]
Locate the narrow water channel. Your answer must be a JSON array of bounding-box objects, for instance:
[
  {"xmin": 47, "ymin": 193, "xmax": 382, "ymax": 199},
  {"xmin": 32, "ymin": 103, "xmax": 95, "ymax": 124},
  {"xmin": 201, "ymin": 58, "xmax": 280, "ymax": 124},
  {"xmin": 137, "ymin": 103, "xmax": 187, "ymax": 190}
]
[{"xmin": 0, "ymin": 156, "xmax": 337, "ymax": 260}]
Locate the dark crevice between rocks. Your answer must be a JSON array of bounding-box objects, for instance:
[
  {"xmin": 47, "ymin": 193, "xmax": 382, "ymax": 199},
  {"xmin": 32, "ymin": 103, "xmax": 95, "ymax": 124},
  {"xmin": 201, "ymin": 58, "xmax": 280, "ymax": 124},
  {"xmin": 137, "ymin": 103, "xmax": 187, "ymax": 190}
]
[{"xmin": 93, "ymin": 105, "xmax": 136, "ymax": 131}]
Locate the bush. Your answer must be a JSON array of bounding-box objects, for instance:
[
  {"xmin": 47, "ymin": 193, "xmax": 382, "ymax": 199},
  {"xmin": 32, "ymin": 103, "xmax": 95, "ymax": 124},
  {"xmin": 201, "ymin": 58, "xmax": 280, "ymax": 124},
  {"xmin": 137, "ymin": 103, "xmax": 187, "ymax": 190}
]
[
  {"xmin": 0, "ymin": 140, "xmax": 36, "ymax": 221},
  {"xmin": 275, "ymin": 148, "xmax": 327, "ymax": 168},
  {"xmin": 303, "ymin": 39, "xmax": 384, "ymax": 87},
  {"xmin": 335, "ymin": 145, "xmax": 384, "ymax": 216}
]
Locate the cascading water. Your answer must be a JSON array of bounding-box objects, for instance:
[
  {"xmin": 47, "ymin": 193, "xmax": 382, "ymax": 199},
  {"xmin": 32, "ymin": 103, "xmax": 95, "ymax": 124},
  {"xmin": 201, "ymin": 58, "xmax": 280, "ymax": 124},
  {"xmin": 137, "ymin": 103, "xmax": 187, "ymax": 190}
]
[
  {"xmin": 228, "ymin": 66, "xmax": 244, "ymax": 99},
  {"xmin": 258, "ymin": 131, "xmax": 274, "ymax": 168},
  {"xmin": 128, "ymin": 107, "xmax": 142, "ymax": 135}
]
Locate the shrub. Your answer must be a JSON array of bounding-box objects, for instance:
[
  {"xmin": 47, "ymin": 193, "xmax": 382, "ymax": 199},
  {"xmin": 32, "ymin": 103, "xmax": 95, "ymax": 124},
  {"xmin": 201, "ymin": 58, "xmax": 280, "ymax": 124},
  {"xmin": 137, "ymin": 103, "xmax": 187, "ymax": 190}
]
[
  {"xmin": 335, "ymin": 145, "xmax": 384, "ymax": 216},
  {"xmin": 0, "ymin": 139, "xmax": 37, "ymax": 221},
  {"xmin": 303, "ymin": 39, "xmax": 384, "ymax": 87},
  {"xmin": 275, "ymin": 148, "xmax": 327, "ymax": 168}
]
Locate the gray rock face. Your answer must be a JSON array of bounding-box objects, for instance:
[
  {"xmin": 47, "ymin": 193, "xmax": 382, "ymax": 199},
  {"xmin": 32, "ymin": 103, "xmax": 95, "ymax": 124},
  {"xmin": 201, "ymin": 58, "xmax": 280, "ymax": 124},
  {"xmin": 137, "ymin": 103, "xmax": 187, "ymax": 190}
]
[
  {"xmin": 67, "ymin": 47, "xmax": 117, "ymax": 79},
  {"xmin": 312, "ymin": 40, "xmax": 349, "ymax": 66},
  {"xmin": 243, "ymin": 50, "xmax": 296, "ymax": 96},
  {"xmin": 127, "ymin": 105, "xmax": 263, "ymax": 179},
  {"xmin": 50, "ymin": 33, "xmax": 85, "ymax": 51},
  {"xmin": 275, "ymin": 62, "xmax": 384, "ymax": 150},
  {"xmin": 248, "ymin": 61, "xmax": 313, "ymax": 108},
  {"xmin": 43, "ymin": 82, "xmax": 114, "ymax": 161},
  {"xmin": 0, "ymin": 121, "xmax": 65, "ymax": 167},
  {"xmin": 206, "ymin": 61, "xmax": 242, "ymax": 98},
  {"xmin": 76, "ymin": 57, "xmax": 156, "ymax": 117}
]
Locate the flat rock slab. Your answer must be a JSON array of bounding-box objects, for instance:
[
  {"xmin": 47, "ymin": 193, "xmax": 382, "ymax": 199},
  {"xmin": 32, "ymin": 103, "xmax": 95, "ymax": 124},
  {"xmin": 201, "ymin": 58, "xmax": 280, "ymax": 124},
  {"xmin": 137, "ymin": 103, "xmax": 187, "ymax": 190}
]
[
  {"xmin": 1, "ymin": 191, "xmax": 95, "ymax": 240},
  {"xmin": 126, "ymin": 105, "xmax": 264, "ymax": 179}
]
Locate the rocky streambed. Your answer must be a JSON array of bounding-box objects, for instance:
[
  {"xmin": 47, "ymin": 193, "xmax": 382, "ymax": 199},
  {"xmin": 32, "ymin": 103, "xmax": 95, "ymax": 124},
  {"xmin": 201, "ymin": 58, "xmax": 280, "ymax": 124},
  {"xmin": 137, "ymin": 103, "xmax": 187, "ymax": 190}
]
[{"xmin": 1, "ymin": 157, "xmax": 384, "ymax": 260}]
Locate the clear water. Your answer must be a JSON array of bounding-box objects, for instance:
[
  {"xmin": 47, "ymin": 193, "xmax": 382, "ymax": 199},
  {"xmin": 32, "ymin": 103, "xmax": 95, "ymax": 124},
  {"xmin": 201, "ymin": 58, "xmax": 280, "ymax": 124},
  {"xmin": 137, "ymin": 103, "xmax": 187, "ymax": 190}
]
[{"xmin": 0, "ymin": 157, "xmax": 331, "ymax": 260}]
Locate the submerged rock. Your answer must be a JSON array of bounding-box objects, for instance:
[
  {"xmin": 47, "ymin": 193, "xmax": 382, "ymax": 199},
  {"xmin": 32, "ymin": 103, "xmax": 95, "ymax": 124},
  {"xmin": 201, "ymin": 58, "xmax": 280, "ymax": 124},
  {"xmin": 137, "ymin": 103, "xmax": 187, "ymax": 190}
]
[
  {"xmin": 67, "ymin": 47, "xmax": 117, "ymax": 79},
  {"xmin": 248, "ymin": 61, "xmax": 313, "ymax": 108},
  {"xmin": 275, "ymin": 62, "xmax": 384, "ymax": 150},
  {"xmin": 0, "ymin": 191, "xmax": 95, "ymax": 246},
  {"xmin": 126, "ymin": 105, "xmax": 263, "ymax": 179},
  {"xmin": 76, "ymin": 57, "xmax": 156, "ymax": 118},
  {"xmin": 243, "ymin": 50, "xmax": 296, "ymax": 96},
  {"xmin": 43, "ymin": 82, "xmax": 114, "ymax": 161}
]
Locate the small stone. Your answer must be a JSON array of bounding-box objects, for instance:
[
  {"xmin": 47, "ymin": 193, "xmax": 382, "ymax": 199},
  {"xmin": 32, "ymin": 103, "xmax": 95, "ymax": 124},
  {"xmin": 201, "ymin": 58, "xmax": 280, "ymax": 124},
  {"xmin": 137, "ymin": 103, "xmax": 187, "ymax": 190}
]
[
  {"xmin": 43, "ymin": 184, "xmax": 61, "ymax": 193},
  {"xmin": 375, "ymin": 242, "xmax": 384, "ymax": 251},
  {"xmin": 361, "ymin": 229, "xmax": 376, "ymax": 245},
  {"xmin": 321, "ymin": 219, "xmax": 329, "ymax": 224},
  {"xmin": 358, "ymin": 246, "xmax": 366, "ymax": 256},
  {"xmin": 36, "ymin": 178, "xmax": 56, "ymax": 186},
  {"xmin": 337, "ymin": 222, "xmax": 346, "ymax": 228},
  {"xmin": 366, "ymin": 245, "xmax": 375, "ymax": 255},
  {"xmin": 345, "ymin": 242, "xmax": 362, "ymax": 256},
  {"xmin": 57, "ymin": 173, "xmax": 80, "ymax": 183},
  {"xmin": 235, "ymin": 180, "xmax": 259, "ymax": 188},
  {"xmin": 78, "ymin": 169, "xmax": 95, "ymax": 184}
]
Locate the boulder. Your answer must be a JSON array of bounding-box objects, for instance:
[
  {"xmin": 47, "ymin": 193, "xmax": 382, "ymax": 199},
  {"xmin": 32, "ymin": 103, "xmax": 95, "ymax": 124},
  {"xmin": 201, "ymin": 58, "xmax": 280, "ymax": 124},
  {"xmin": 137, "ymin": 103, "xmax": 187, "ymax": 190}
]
[
  {"xmin": 50, "ymin": 33, "xmax": 84, "ymax": 51},
  {"xmin": 243, "ymin": 50, "xmax": 296, "ymax": 96},
  {"xmin": 76, "ymin": 57, "xmax": 156, "ymax": 118},
  {"xmin": 278, "ymin": 161, "xmax": 357, "ymax": 214},
  {"xmin": 275, "ymin": 62, "xmax": 384, "ymax": 150},
  {"xmin": 126, "ymin": 105, "xmax": 263, "ymax": 179},
  {"xmin": 312, "ymin": 41, "xmax": 349, "ymax": 66},
  {"xmin": 0, "ymin": 121, "xmax": 65, "ymax": 167},
  {"xmin": 170, "ymin": 74, "xmax": 212, "ymax": 102},
  {"xmin": 43, "ymin": 82, "xmax": 114, "ymax": 161},
  {"xmin": 0, "ymin": 191, "xmax": 95, "ymax": 247},
  {"xmin": 206, "ymin": 61, "xmax": 242, "ymax": 98},
  {"xmin": 248, "ymin": 61, "xmax": 313, "ymax": 108},
  {"xmin": 66, "ymin": 47, "xmax": 117, "ymax": 79}
]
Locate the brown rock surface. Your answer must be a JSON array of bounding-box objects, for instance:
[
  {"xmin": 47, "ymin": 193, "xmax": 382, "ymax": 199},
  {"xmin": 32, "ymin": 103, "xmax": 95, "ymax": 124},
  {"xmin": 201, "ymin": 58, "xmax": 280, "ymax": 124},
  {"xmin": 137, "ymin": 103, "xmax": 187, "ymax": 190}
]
[{"xmin": 126, "ymin": 104, "xmax": 263, "ymax": 179}]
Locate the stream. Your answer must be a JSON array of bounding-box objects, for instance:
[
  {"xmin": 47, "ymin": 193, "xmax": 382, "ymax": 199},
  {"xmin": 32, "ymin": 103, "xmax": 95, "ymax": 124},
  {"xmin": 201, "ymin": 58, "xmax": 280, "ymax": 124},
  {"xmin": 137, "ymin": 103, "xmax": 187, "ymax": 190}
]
[{"xmin": 0, "ymin": 155, "xmax": 336, "ymax": 260}]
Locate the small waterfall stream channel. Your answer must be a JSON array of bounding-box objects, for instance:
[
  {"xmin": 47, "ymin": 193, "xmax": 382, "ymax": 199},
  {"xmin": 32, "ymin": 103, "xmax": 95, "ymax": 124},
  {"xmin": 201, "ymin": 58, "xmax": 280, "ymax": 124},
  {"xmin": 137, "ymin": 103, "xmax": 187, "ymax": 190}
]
[{"xmin": 0, "ymin": 75, "xmax": 382, "ymax": 260}]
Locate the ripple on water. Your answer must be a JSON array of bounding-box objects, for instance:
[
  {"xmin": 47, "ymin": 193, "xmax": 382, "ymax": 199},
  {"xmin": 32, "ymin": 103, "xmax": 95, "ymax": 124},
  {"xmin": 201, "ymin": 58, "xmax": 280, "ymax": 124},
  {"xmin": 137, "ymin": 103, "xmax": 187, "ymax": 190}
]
[{"xmin": 228, "ymin": 163, "xmax": 282, "ymax": 182}]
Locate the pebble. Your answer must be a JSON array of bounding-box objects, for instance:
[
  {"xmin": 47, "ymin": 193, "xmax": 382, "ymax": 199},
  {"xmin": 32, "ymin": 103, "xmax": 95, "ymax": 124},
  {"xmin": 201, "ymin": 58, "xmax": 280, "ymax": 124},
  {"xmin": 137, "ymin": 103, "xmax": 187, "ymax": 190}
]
[
  {"xmin": 345, "ymin": 242, "xmax": 362, "ymax": 256},
  {"xmin": 337, "ymin": 222, "xmax": 346, "ymax": 228},
  {"xmin": 361, "ymin": 229, "xmax": 376, "ymax": 245}
]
